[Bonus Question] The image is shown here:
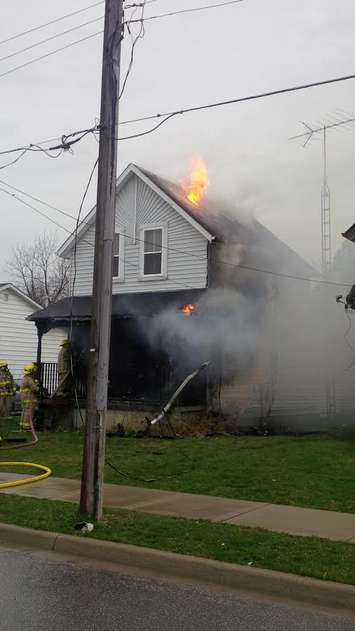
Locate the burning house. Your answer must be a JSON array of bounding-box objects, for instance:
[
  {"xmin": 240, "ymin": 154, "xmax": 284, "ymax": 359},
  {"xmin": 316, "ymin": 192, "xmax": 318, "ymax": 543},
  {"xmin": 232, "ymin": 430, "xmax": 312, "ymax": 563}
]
[{"xmin": 28, "ymin": 162, "xmax": 355, "ymax": 432}]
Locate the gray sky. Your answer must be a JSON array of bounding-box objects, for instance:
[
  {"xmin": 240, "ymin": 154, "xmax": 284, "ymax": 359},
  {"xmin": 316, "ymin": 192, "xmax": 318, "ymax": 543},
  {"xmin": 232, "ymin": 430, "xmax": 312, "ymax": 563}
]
[{"xmin": 1, "ymin": 0, "xmax": 355, "ymax": 276}]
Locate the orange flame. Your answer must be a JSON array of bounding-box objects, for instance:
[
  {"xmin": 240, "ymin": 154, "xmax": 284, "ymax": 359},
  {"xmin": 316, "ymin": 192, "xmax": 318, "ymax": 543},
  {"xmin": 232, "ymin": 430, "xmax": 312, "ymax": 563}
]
[
  {"xmin": 183, "ymin": 158, "xmax": 209, "ymax": 206},
  {"xmin": 181, "ymin": 303, "xmax": 196, "ymax": 316}
]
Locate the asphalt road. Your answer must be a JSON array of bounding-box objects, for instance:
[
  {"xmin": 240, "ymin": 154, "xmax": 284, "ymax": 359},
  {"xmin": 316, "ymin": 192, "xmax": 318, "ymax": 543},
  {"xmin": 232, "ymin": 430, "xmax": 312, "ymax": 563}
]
[{"xmin": 1, "ymin": 545, "xmax": 355, "ymax": 631}]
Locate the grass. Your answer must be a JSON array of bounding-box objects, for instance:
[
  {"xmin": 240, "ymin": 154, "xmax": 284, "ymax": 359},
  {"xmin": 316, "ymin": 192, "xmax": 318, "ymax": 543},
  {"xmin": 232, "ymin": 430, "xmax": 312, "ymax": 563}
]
[
  {"xmin": 1, "ymin": 493, "xmax": 355, "ymax": 586},
  {"xmin": 2, "ymin": 430, "xmax": 355, "ymax": 513}
]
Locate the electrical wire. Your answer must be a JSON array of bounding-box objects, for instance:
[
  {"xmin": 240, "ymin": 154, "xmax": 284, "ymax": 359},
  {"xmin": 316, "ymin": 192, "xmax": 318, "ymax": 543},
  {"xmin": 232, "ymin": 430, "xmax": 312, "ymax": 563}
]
[
  {"xmin": 0, "ymin": 30, "xmax": 103, "ymax": 80},
  {"xmin": 68, "ymin": 157, "xmax": 99, "ymax": 427},
  {"xmin": 126, "ymin": 0, "xmax": 244, "ymax": 23},
  {"xmin": 119, "ymin": 72, "xmax": 355, "ymax": 127},
  {"xmin": 3, "ymin": 70, "xmax": 355, "ymax": 159},
  {"xmin": 0, "ymin": 179, "xmax": 353, "ymax": 290},
  {"xmin": 118, "ymin": 113, "xmax": 178, "ymax": 140},
  {"xmin": 119, "ymin": 1, "xmax": 146, "ymax": 100},
  {"xmin": 0, "ymin": 149, "xmax": 29, "ymax": 171},
  {"xmin": 106, "ymin": 458, "xmax": 156, "ymax": 483},
  {"xmin": 0, "ymin": 1, "xmax": 104, "ymax": 47},
  {"xmin": 0, "ymin": 124, "xmax": 98, "ymax": 159},
  {"xmin": 69, "ymin": 157, "xmax": 99, "ymax": 342},
  {"xmin": 0, "ymin": 16, "xmax": 104, "ymax": 65}
]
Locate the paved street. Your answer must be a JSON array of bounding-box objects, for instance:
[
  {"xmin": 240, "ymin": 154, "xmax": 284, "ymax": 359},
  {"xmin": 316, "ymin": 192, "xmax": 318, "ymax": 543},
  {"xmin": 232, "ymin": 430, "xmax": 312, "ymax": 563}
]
[{"xmin": 1, "ymin": 545, "xmax": 354, "ymax": 631}]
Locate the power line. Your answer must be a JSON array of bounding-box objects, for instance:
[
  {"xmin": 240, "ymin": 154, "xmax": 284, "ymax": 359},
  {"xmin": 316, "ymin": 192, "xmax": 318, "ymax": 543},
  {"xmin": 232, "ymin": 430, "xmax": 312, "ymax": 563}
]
[
  {"xmin": 0, "ymin": 124, "xmax": 99, "ymax": 158},
  {"xmin": 0, "ymin": 1, "xmax": 104, "ymax": 47},
  {"xmin": 0, "ymin": 30, "xmax": 103, "ymax": 80},
  {"xmin": 3, "ymin": 70, "xmax": 355, "ymax": 158},
  {"xmin": 0, "ymin": 16, "xmax": 104, "ymax": 65},
  {"xmin": 119, "ymin": 72, "xmax": 355, "ymax": 127},
  {"xmin": 127, "ymin": 0, "xmax": 244, "ymax": 23},
  {"xmin": 119, "ymin": 1, "xmax": 146, "ymax": 99},
  {"xmin": 0, "ymin": 186, "xmax": 72, "ymax": 233},
  {"xmin": 0, "ymin": 178, "xmax": 352, "ymax": 289}
]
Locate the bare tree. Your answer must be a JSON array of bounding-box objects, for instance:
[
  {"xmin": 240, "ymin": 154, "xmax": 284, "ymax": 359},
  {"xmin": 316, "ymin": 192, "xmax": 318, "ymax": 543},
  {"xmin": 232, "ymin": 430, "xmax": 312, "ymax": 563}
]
[{"xmin": 7, "ymin": 232, "xmax": 70, "ymax": 307}]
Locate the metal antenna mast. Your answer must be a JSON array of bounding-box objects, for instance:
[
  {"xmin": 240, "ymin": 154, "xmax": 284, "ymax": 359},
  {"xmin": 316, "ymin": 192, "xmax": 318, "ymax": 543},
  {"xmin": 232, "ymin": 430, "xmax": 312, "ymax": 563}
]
[
  {"xmin": 290, "ymin": 111, "xmax": 355, "ymax": 276},
  {"xmin": 321, "ymin": 126, "xmax": 331, "ymax": 275}
]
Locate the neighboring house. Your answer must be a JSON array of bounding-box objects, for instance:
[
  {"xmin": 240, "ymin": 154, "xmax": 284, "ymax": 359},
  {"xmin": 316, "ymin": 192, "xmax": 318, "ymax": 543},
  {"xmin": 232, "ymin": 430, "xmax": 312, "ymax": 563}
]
[
  {"xmin": 0, "ymin": 283, "xmax": 67, "ymax": 382},
  {"xmin": 28, "ymin": 164, "xmax": 355, "ymax": 430}
]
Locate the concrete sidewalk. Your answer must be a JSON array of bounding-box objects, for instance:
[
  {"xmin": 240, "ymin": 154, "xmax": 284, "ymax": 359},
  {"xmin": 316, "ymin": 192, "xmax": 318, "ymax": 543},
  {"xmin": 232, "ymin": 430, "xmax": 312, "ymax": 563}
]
[{"xmin": 2, "ymin": 473, "xmax": 355, "ymax": 543}]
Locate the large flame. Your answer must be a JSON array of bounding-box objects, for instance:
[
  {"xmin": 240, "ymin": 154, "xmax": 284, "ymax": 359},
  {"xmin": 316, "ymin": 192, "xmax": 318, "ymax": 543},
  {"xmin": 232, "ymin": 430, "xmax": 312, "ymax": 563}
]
[{"xmin": 183, "ymin": 158, "xmax": 209, "ymax": 206}]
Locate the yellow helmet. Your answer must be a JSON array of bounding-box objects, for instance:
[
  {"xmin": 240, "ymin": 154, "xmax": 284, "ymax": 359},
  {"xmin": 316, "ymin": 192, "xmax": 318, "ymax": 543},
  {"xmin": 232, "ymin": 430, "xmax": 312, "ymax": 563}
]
[
  {"xmin": 0, "ymin": 360, "xmax": 8, "ymax": 368},
  {"xmin": 23, "ymin": 363, "xmax": 35, "ymax": 375}
]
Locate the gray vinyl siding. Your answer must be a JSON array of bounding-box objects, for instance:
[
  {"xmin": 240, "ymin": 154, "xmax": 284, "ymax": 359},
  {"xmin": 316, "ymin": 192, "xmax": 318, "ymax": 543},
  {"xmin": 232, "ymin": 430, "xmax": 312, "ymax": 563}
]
[
  {"xmin": 0, "ymin": 288, "xmax": 67, "ymax": 380},
  {"xmin": 72, "ymin": 173, "xmax": 208, "ymax": 296}
]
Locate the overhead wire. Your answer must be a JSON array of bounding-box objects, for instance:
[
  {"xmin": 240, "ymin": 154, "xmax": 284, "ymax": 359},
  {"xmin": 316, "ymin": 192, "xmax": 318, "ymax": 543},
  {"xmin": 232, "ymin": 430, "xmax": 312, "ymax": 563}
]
[
  {"xmin": 119, "ymin": 72, "xmax": 355, "ymax": 127},
  {"xmin": 0, "ymin": 30, "xmax": 103, "ymax": 80},
  {"xmin": 3, "ymin": 69, "xmax": 355, "ymax": 161},
  {"xmin": 119, "ymin": 1, "xmax": 146, "ymax": 100},
  {"xmin": 0, "ymin": 1, "xmax": 104, "ymax": 47},
  {"xmin": 0, "ymin": 179, "xmax": 353, "ymax": 290},
  {"xmin": 126, "ymin": 0, "xmax": 244, "ymax": 23},
  {"xmin": 0, "ymin": 16, "xmax": 104, "ymax": 65}
]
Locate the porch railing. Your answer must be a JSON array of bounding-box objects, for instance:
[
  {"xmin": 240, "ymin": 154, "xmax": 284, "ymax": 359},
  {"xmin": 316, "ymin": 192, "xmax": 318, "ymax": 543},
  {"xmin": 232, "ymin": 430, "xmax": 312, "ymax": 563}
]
[{"xmin": 40, "ymin": 362, "xmax": 87, "ymax": 399}]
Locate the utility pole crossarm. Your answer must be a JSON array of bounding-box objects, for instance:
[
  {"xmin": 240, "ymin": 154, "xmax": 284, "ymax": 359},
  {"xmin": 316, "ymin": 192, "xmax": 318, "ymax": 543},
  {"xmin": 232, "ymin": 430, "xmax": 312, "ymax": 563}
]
[{"xmin": 80, "ymin": 0, "xmax": 123, "ymax": 521}]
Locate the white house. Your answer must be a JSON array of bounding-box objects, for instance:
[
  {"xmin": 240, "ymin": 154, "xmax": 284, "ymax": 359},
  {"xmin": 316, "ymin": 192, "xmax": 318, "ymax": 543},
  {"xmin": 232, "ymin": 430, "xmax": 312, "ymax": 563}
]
[{"xmin": 0, "ymin": 283, "xmax": 67, "ymax": 381}]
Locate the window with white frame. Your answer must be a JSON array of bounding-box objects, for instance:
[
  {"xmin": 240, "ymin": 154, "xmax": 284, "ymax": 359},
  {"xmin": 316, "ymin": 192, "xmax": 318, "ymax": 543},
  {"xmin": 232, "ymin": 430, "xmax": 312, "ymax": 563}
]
[
  {"xmin": 140, "ymin": 226, "xmax": 167, "ymax": 278},
  {"xmin": 112, "ymin": 232, "xmax": 124, "ymax": 280}
]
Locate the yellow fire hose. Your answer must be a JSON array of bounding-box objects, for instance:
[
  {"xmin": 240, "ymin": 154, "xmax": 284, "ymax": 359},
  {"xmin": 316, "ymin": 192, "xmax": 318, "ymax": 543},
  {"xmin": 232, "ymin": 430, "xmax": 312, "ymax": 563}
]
[{"xmin": 0, "ymin": 462, "xmax": 52, "ymax": 490}]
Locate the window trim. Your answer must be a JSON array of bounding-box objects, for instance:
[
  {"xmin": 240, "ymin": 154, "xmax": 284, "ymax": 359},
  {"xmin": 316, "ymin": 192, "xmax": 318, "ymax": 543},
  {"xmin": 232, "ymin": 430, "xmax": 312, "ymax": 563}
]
[
  {"xmin": 112, "ymin": 231, "xmax": 125, "ymax": 282},
  {"xmin": 139, "ymin": 224, "xmax": 168, "ymax": 280}
]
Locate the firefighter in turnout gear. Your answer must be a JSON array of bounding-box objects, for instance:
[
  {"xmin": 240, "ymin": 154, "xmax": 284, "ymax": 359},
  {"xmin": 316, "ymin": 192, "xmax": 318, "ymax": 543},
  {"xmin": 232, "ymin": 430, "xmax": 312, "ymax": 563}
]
[
  {"xmin": 20, "ymin": 363, "xmax": 38, "ymax": 431},
  {"xmin": 0, "ymin": 360, "xmax": 15, "ymax": 419}
]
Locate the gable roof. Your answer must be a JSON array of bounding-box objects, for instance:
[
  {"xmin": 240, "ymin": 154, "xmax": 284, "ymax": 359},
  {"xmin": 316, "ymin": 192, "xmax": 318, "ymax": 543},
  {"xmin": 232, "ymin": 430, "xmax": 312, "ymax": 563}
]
[
  {"xmin": 57, "ymin": 163, "xmax": 214, "ymax": 258},
  {"xmin": 57, "ymin": 163, "xmax": 315, "ymax": 278},
  {"xmin": 0, "ymin": 283, "xmax": 42, "ymax": 310}
]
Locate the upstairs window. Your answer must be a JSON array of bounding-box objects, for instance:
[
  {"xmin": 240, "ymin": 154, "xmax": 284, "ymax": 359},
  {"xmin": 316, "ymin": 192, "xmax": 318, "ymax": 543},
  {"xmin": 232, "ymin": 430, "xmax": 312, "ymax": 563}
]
[
  {"xmin": 112, "ymin": 232, "xmax": 124, "ymax": 280},
  {"xmin": 140, "ymin": 225, "xmax": 167, "ymax": 279}
]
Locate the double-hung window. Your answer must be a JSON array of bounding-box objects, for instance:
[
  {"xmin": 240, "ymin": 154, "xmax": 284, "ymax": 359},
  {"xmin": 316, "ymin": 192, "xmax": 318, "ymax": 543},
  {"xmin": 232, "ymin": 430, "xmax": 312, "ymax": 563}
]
[
  {"xmin": 112, "ymin": 232, "xmax": 124, "ymax": 280},
  {"xmin": 140, "ymin": 225, "xmax": 167, "ymax": 279}
]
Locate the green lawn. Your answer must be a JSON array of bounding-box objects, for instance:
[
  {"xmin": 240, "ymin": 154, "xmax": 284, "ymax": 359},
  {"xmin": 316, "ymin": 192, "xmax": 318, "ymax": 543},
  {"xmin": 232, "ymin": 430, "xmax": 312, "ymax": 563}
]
[
  {"xmin": 1, "ymin": 494, "xmax": 355, "ymax": 586},
  {"xmin": 1, "ymin": 430, "xmax": 355, "ymax": 513}
]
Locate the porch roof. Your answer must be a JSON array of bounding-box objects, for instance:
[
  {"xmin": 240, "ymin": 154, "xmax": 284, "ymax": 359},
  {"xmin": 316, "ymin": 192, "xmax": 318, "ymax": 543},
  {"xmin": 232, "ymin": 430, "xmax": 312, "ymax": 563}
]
[{"xmin": 28, "ymin": 289, "xmax": 207, "ymax": 323}]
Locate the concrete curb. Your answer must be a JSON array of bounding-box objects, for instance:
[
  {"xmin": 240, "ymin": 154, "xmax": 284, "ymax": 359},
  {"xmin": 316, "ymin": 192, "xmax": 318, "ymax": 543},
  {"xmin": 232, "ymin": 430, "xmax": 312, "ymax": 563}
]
[{"xmin": 1, "ymin": 522, "xmax": 355, "ymax": 612}]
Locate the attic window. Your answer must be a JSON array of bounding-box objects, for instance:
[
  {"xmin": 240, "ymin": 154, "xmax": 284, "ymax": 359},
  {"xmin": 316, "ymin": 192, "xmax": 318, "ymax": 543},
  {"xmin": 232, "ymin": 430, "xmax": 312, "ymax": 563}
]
[{"xmin": 139, "ymin": 225, "xmax": 167, "ymax": 279}]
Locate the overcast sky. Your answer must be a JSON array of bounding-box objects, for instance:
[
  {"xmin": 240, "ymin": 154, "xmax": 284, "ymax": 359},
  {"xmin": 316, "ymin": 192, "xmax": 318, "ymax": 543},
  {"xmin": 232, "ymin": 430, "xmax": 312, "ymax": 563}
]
[{"xmin": 1, "ymin": 0, "xmax": 355, "ymax": 275}]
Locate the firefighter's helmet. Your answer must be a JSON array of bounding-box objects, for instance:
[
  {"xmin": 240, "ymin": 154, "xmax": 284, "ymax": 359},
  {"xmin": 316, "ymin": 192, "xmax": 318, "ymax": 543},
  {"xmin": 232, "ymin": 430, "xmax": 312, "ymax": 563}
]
[{"xmin": 23, "ymin": 363, "xmax": 36, "ymax": 375}]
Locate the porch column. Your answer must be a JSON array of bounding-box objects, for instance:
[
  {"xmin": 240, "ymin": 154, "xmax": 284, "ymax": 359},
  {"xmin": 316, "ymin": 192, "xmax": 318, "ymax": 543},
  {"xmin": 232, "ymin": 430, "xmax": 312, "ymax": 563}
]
[{"xmin": 35, "ymin": 320, "xmax": 50, "ymax": 400}]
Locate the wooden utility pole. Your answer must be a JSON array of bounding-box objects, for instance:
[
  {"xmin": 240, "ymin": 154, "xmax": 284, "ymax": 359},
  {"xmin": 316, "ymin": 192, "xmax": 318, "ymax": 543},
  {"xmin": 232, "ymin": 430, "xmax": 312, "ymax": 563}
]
[{"xmin": 80, "ymin": 0, "xmax": 123, "ymax": 520}]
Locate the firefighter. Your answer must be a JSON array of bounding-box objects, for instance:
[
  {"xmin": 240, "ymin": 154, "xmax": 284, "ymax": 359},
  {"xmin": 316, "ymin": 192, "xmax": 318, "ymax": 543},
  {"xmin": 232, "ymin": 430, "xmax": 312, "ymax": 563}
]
[
  {"xmin": 20, "ymin": 363, "xmax": 38, "ymax": 430},
  {"xmin": 57, "ymin": 339, "xmax": 72, "ymax": 396},
  {"xmin": 0, "ymin": 360, "xmax": 15, "ymax": 419}
]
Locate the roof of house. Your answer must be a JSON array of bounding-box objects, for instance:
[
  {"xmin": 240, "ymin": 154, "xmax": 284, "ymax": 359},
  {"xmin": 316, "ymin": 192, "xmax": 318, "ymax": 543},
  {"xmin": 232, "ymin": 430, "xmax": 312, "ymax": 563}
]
[
  {"xmin": 0, "ymin": 283, "xmax": 41, "ymax": 310},
  {"xmin": 28, "ymin": 289, "xmax": 206, "ymax": 323},
  {"xmin": 57, "ymin": 163, "xmax": 316, "ymax": 278}
]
